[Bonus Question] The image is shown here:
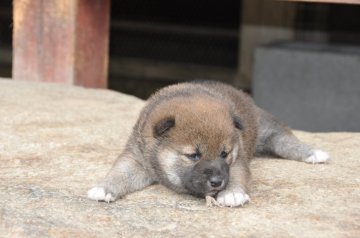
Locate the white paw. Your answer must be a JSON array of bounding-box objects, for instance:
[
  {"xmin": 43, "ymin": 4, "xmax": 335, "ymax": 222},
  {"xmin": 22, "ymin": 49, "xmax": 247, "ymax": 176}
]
[
  {"xmin": 216, "ymin": 188, "xmax": 250, "ymax": 207},
  {"xmin": 305, "ymin": 150, "xmax": 330, "ymax": 164},
  {"xmin": 87, "ymin": 187, "xmax": 116, "ymax": 203}
]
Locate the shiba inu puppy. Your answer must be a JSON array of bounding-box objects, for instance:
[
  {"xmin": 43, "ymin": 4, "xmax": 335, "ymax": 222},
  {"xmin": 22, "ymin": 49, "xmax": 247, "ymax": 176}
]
[{"xmin": 87, "ymin": 81, "xmax": 329, "ymax": 207}]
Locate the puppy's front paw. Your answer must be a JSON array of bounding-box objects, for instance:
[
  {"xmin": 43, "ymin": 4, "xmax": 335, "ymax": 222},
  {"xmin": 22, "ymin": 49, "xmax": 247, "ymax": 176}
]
[
  {"xmin": 87, "ymin": 187, "xmax": 116, "ymax": 203},
  {"xmin": 216, "ymin": 188, "xmax": 250, "ymax": 207},
  {"xmin": 305, "ymin": 150, "xmax": 330, "ymax": 164}
]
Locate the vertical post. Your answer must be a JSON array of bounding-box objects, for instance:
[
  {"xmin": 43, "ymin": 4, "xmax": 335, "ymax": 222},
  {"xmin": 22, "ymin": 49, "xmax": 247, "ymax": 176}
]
[
  {"xmin": 235, "ymin": 0, "xmax": 296, "ymax": 89},
  {"xmin": 13, "ymin": 0, "xmax": 110, "ymax": 88}
]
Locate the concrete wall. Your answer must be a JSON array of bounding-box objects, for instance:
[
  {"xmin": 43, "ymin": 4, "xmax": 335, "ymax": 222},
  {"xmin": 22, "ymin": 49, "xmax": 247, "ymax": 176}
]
[{"xmin": 253, "ymin": 41, "xmax": 360, "ymax": 132}]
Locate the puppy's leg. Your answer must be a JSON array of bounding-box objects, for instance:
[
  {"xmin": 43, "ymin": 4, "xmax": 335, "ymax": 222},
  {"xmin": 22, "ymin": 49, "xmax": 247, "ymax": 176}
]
[
  {"xmin": 256, "ymin": 109, "xmax": 329, "ymax": 163},
  {"xmin": 264, "ymin": 131, "xmax": 330, "ymax": 164},
  {"xmin": 87, "ymin": 152, "xmax": 153, "ymax": 202},
  {"xmin": 216, "ymin": 158, "xmax": 251, "ymax": 207}
]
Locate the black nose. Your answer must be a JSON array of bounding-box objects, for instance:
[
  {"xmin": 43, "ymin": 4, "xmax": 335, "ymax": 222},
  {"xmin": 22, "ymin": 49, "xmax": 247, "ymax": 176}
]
[{"xmin": 209, "ymin": 176, "xmax": 223, "ymax": 188}]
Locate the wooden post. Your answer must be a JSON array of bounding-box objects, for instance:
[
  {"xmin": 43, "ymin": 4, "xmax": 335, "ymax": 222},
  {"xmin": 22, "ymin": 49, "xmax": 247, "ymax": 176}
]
[
  {"xmin": 13, "ymin": 0, "xmax": 110, "ymax": 88},
  {"xmin": 235, "ymin": 0, "xmax": 296, "ymax": 89}
]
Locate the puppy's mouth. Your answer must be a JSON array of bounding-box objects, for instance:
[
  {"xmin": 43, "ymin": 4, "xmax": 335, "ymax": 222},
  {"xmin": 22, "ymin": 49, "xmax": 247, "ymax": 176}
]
[
  {"xmin": 205, "ymin": 181, "xmax": 226, "ymax": 197},
  {"xmin": 189, "ymin": 180, "xmax": 227, "ymax": 198},
  {"xmin": 205, "ymin": 190, "xmax": 220, "ymax": 197},
  {"xmin": 185, "ymin": 174, "xmax": 229, "ymax": 198},
  {"xmin": 187, "ymin": 183, "xmax": 224, "ymax": 198},
  {"xmin": 190, "ymin": 188, "xmax": 222, "ymax": 198}
]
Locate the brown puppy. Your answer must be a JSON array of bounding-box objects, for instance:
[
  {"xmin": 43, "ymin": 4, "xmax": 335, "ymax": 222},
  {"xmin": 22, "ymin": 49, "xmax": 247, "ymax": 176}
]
[{"xmin": 88, "ymin": 81, "xmax": 329, "ymax": 207}]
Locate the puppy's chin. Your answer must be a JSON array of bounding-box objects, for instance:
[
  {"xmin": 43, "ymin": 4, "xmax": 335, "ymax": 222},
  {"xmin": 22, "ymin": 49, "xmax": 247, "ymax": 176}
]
[
  {"xmin": 185, "ymin": 181, "xmax": 227, "ymax": 198},
  {"xmin": 188, "ymin": 190, "xmax": 209, "ymax": 198},
  {"xmin": 183, "ymin": 182, "xmax": 207, "ymax": 198},
  {"xmin": 205, "ymin": 190, "xmax": 220, "ymax": 197},
  {"xmin": 187, "ymin": 188, "xmax": 223, "ymax": 198}
]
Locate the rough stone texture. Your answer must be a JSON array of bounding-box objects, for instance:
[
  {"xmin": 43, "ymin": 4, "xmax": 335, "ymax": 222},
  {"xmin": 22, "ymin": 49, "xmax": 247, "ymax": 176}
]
[{"xmin": 0, "ymin": 78, "xmax": 359, "ymax": 237}]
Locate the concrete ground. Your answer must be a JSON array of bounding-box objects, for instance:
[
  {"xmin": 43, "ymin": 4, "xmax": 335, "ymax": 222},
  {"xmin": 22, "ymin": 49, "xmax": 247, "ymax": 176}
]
[{"xmin": 0, "ymin": 79, "xmax": 359, "ymax": 237}]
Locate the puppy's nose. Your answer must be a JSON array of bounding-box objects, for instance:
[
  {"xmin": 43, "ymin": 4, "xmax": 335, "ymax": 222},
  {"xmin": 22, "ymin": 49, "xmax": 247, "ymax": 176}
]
[{"xmin": 209, "ymin": 176, "xmax": 223, "ymax": 188}]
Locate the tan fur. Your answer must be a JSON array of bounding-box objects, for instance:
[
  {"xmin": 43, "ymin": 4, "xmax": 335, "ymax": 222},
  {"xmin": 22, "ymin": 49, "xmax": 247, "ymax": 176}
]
[{"xmin": 88, "ymin": 81, "xmax": 329, "ymax": 207}]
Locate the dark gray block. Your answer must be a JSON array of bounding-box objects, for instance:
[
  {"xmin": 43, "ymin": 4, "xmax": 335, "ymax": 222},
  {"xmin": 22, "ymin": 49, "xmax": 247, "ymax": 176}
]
[{"xmin": 253, "ymin": 41, "xmax": 360, "ymax": 132}]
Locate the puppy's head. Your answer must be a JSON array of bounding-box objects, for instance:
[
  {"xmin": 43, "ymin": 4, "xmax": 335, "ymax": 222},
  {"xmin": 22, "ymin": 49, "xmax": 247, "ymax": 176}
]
[{"xmin": 151, "ymin": 97, "xmax": 243, "ymax": 197}]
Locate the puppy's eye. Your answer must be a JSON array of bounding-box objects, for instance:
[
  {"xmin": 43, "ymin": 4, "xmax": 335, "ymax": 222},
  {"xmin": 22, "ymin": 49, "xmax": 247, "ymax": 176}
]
[
  {"xmin": 220, "ymin": 151, "xmax": 228, "ymax": 159},
  {"xmin": 185, "ymin": 153, "xmax": 201, "ymax": 162}
]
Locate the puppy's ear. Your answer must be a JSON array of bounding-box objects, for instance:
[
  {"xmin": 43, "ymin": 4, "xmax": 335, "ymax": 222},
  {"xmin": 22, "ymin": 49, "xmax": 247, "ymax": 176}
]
[
  {"xmin": 233, "ymin": 115, "xmax": 243, "ymax": 130},
  {"xmin": 154, "ymin": 117, "xmax": 175, "ymax": 138}
]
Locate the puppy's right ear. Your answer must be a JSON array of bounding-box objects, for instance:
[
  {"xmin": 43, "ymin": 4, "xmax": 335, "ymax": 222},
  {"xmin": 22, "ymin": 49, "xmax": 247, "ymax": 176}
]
[{"xmin": 153, "ymin": 117, "xmax": 175, "ymax": 138}]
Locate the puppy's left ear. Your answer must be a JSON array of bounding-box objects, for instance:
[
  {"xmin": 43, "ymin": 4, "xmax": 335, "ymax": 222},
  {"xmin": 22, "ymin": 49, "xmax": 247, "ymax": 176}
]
[
  {"xmin": 154, "ymin": 117, "xmax": 175, "ymax": 138},
  {"xmin": 233, "ymin": 115, "xmax": 243, "ymax": 130}
]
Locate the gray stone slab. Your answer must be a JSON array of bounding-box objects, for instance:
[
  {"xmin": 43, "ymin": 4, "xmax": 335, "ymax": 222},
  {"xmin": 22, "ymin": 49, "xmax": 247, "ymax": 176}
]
[{"xmin": 253, "ymin": 41, "xmax": 360, "ymax": 132}]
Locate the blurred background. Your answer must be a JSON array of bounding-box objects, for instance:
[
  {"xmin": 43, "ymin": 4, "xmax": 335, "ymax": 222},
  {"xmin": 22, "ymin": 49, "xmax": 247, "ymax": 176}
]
[{"xmin": 1, "ymin": 1, "xmax": 360, "ymax": 131}]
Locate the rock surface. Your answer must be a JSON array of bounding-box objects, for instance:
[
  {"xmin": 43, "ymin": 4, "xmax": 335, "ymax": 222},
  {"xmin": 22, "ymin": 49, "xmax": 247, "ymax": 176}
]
[{"xmin": 0, "ymin": 79, "xmax": 359, "ymax": 237}]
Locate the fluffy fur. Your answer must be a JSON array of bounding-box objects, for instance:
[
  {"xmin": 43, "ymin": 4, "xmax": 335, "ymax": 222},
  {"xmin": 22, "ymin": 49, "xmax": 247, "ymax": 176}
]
[{"xmin": 88, "ymin": 81, "xmax": 329, "ymax": 207}]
